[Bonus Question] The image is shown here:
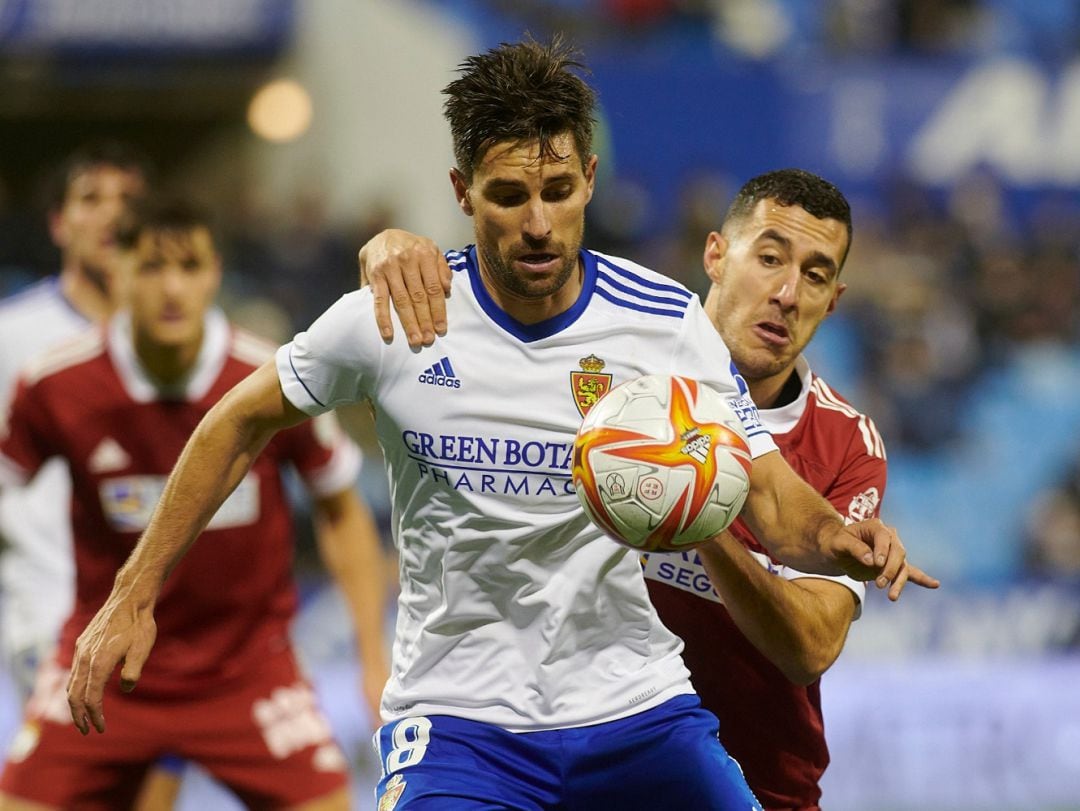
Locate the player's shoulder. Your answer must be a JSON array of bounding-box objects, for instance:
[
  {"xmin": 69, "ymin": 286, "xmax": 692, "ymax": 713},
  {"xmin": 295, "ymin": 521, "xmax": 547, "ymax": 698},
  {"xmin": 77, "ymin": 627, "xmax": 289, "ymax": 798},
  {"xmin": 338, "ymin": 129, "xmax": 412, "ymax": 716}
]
[
  {"xmin": 587, "ymin": 249, "xmax": 698, "ymax": 320},
  {"xmin": 0, "ymin": 279, "xmax": 70, "ymax": 328},
  {"xmin": 805, "ymin": 370, "xmax": 886, "ymax": 461},
  {"xmin": 19, "ymin": 328, "xmax": 105, "ymax": 387}
]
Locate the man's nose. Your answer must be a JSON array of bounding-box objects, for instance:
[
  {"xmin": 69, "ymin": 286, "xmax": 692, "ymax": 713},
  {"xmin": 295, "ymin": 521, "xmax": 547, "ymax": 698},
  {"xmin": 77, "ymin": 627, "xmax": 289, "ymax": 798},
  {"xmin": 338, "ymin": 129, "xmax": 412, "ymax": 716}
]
[
  {"xmin": 101, "ymin": 196, "xmax": 129, "ymax": 225},
  {"xmin": 522, "ymin": 200, "xmax": 552, "ymax": 242},
  {"xmin": 770, "ymin": 267, "xmax": 800, "ymax": 309}
]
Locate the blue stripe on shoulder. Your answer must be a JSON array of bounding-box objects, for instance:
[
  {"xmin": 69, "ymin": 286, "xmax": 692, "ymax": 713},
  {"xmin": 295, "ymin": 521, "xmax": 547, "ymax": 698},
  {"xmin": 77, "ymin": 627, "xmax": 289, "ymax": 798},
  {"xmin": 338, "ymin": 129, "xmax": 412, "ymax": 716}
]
[
  {"xmin": 594, "ymin": 255, "xmax": 693, "ymax": 299},
  {"xmin": 446, "ymin": 248, "xmax": 469, "ymax": 272},
  {"xmin": 594, "ymin": 286, "xmax": 686, "ymax": 318},
  {"xmin": 596, "ymin": 270, "xmax": 690, "ymax": 309}
]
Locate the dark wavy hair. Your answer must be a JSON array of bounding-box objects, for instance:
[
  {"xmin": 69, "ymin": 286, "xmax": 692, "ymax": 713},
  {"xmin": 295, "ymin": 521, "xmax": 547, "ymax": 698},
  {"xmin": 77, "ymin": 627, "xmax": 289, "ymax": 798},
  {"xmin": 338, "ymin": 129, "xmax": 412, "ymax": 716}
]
[
  {"xmin": 443, "ymin": 35, "xmax": 597, "ymax": 182},
  {"xmin": 48, "ymin": 139, "xmax": 154, "ymax": 211},
  {"xmin": 116, "ymin": 197, "xmax": 214, "ymax": 251},
  {"xmin": 724, "ymin": 168, "xmax": 853, "ymax": 268}
]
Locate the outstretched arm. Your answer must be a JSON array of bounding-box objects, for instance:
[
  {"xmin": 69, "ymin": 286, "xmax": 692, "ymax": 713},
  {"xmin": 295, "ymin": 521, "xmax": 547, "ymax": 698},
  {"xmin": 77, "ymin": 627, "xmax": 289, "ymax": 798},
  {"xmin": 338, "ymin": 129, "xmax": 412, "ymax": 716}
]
[
  {"xmin": 358, "ymin": 228, "xmax": 452, "ymax": 348},
  {"xmin": 67, "ymin": 361, "xmax": 307, "ymax": 735},
  {"xmin": 311, "ymin": 486, "xmax": 391, "ymax": 728},
  {"xmin": 743, "ymin": 451, "xmax": 939, "ymax": 598},
  {"xmin": 699, "ymin": 533, "xmax": 857, "ymax": 684}
]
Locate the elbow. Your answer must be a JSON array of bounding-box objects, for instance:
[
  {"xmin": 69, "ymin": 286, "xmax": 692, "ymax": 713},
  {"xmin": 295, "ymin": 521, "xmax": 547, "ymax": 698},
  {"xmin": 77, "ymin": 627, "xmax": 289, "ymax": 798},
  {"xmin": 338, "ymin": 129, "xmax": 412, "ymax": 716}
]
[
  {"xmin": 780, "ymin": 654, "xmax": 830, "ymax": 686},
  {"xmin": 778, "ymin": 638, "xmax": 844, "ymax": 686}
]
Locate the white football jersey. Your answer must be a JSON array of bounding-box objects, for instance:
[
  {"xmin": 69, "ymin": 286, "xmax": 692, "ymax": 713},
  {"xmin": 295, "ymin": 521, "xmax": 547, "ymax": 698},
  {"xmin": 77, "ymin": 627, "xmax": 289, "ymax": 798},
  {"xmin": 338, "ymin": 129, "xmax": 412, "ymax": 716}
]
[
  {"xmin": 0, "ymin": 280, "xmax": 87, "ymax": 673},
  {"xmin": 277, "ymin": 246, "xmax": 777, "ymax": 731}
]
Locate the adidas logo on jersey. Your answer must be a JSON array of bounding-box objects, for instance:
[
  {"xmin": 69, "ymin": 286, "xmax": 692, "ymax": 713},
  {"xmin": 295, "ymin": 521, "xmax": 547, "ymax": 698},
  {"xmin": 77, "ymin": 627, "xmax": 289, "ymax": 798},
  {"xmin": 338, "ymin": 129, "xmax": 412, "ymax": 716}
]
[
  {"xmin": 418, "ymin": 357, "xmax": 461, "ymax": 389},
  {"xmin": 88, "ymin": 437, "xmax": 131, "ymax": 473}
]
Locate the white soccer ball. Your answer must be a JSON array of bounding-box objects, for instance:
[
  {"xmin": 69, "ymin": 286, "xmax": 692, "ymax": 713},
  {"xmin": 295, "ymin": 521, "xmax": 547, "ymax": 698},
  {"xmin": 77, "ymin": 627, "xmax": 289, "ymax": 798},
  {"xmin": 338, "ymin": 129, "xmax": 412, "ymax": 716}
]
[{"xmin": 572, "ymin": 374, "xmax": 752, "ymax": 552}]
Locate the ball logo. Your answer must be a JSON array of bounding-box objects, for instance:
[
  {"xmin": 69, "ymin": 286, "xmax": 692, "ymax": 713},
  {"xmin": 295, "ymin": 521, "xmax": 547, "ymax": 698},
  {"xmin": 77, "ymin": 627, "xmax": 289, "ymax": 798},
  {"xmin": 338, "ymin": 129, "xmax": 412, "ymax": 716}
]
[
  {"xmin": 638, "ymin": 476, "xmax": 664, "ymax": 501},
  {"xmin": 605, "ymin": 471, "xmax": 628, "ymax": 496},
  {"xmin": 679, "ymin": 427, "xmax": 711, "ymax": 464}
]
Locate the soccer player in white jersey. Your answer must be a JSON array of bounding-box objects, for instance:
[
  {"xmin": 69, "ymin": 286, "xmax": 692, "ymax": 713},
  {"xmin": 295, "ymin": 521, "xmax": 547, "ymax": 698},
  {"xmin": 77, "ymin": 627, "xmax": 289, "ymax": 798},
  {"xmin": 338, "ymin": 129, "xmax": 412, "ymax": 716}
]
[
  {"xmin": 361, "ymin": 167, "xmax": 902, "ymax": 809},
  {"xmin": 67, "ymin": 39, "xmax": 934, "ymax": 810},
  {"xmin": 0, "ymin": 142, "xmax": 147, "ymax": 699}
]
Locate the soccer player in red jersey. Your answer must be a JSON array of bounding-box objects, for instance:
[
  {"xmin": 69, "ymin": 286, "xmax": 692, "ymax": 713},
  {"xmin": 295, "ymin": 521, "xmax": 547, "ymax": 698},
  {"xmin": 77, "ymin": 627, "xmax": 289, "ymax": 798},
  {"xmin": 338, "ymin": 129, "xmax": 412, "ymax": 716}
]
[
  {"xmin": 356, "ymin": 168, "xmax": 908, "ymax": 810},
  {"xmin": 641, "ymin": 169, "xmax": 882, "ymax": 810},
  {"xmin": 0, "ymin": 199, "xmax": 388, "ymax": 810}
]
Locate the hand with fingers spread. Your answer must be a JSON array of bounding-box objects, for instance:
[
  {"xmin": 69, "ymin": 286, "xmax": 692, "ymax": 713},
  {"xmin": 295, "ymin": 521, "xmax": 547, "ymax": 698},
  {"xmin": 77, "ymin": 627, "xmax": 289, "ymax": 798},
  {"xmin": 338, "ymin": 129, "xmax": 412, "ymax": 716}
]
[
  {"xmin": 67, "ymin": 574, "xmax": 158, "ymax": 735},
  {"xmin": 358, "ymin": 229, "xmax": 452, "ymax": 348}
]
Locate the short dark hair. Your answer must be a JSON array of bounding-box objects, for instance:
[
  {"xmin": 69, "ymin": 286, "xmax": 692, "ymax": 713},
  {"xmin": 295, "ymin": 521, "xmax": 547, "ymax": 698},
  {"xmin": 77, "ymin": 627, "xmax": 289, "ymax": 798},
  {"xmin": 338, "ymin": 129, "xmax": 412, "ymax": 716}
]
[
  {"xmin": 723, "ymin": 169, "xmax": 853, "ymax": 268},
  {"xmin": 443, "ymin": 35, "xmax": 597, "ymax": 182},
  {"xmin": 48, "ymin": 139, "xmax": 153, "ymax": 211},
  {"xmin": 117, "ymin": 197, "xmax": 214, "ymax": 251}
]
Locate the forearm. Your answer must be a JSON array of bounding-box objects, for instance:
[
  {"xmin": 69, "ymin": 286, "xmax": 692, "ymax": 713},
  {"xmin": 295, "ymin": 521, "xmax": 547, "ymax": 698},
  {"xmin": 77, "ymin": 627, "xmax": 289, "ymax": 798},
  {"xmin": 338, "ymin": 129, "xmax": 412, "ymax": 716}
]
[
  {"xmin": 742, "ymin": 450, "xmax": 847, "ymax": 574},
  {"xmin": 116, "ymin": 362, "xmax": 299, "ymax": 602},
  {"xmin": 699, "ymin": 533, "xmax": 855, "ymax": 684},
  {"xmin": 116, "ymin": 397, "xmax": 273, "ymax": 600},
  {"xmin": 314, "ymin": 491, "xmax": 389, "ymax": 673}
]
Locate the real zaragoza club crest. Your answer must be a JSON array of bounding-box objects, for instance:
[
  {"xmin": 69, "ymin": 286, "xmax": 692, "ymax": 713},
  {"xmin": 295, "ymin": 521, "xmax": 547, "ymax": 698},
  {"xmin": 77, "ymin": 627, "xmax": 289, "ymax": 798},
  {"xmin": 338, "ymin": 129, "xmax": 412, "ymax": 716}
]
[
  {"xmin": 571, "ymin": 354, "xmax": 612, "ymax": 417},
  {"xmin": 378, "ymin": 773, "xmax": 407, "ymax": 811}
]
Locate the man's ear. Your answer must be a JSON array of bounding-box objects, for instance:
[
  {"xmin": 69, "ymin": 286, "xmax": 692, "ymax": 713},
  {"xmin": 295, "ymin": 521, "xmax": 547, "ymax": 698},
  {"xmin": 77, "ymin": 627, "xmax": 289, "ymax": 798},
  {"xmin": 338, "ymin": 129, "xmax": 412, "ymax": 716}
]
[
  {"xmin": 583, "ymin": 154, "xmax": 598, "ymax": 204},
  {"xmin": 450, "ymin": 168, "xmax": 473, "ymax": 216},
  {"xmin": 826, "ymin": 282, "xmax": 847, "ymax": 316},
  {"xmin": 703, "ymin": 230, "xmax": 729, "ymax": 284},
  {"xmin": 48, "ymin": 207, "xmax": 69, "ymax": 249}
]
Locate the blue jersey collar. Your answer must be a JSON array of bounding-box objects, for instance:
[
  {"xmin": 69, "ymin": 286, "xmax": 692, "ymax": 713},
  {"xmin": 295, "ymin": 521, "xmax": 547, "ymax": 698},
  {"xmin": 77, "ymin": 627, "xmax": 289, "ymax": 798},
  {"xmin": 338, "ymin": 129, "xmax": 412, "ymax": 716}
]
[{"xmin": 464, "ymin": 245, "xmax": 598, "ymax": 342}]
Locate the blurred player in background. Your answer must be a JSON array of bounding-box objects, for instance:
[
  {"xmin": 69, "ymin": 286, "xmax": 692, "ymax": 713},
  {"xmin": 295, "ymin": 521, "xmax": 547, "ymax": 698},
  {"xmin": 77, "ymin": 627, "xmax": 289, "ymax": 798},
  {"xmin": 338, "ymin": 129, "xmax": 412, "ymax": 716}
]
[
  {"xmin": 67, "ymin": 38, "xmax": 932, "ymax": 811},
  {"xmin": 0, "ymin": 141, "xmax": 187, "ymax": 809},
  {"xmin": 641, "ymin": 169, "xmax": 885, "ymax": 810},
  {"xmin": 0, "ymin": 198, "xmax": 388, "ymax": 810},
  {"xmin": 0, "ymin": 141, "xmax": 147, "ymax": 700}
]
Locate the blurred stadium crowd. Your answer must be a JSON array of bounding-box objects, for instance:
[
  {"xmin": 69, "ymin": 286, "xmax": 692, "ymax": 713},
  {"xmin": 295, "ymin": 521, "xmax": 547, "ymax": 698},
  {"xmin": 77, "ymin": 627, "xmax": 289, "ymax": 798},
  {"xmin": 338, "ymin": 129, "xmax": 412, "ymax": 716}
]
[{"xmin": 433, "ymin": 0, "xmax": 1080, "ymax": 57}]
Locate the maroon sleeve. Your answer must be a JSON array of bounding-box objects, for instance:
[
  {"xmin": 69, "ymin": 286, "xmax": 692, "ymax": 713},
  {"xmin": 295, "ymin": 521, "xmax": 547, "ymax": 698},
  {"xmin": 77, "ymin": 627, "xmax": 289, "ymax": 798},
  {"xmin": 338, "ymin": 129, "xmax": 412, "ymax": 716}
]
[
  {"xmin": 825, "ymin": 419, "xmax": 888, "ymax": 523},
  {"xmin": 0, "ymin": 376, "xmax": 59, "ymax": 484}
]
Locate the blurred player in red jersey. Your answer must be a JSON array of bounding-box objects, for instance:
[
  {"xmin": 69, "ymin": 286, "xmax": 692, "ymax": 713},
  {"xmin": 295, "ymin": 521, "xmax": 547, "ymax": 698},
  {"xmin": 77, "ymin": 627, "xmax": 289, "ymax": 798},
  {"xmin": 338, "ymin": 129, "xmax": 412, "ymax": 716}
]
[
  {"xmin": 0, "ymin": 140, "xmax": 189, "ymax": 810},
  {"xmin": 0, "ymin": 199, "xmax": 388, "ymax": 810},
  {"xmin": 640, "ymin": 168, "xmax": 881, "ymax": 810},
  {"xmin": 356, "ymin": 168, "xmax": 911, "ymax": 810}
]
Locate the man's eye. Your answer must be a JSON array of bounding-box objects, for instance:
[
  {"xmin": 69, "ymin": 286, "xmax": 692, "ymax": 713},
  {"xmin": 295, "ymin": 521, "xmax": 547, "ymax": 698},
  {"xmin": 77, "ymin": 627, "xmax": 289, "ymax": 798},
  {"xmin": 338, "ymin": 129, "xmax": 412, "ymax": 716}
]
[
  {"xmin": 760, "ymin": 254, "xmax": 781, "ymax": 266},
  {"xmin": 493, "ymin": 194, "xmax": 524, "ymax": 206},
  {"xmin": 543, "ymin": 186, "xmax": 572, "ymax": 201}
]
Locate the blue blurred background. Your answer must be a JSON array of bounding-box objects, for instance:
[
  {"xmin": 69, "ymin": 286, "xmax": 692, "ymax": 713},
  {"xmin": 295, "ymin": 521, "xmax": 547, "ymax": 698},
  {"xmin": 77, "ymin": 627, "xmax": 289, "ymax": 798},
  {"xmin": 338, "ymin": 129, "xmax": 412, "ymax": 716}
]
[{"xmin": 2, "ymin": 1, "xmax": 1079, "ymax": 808}]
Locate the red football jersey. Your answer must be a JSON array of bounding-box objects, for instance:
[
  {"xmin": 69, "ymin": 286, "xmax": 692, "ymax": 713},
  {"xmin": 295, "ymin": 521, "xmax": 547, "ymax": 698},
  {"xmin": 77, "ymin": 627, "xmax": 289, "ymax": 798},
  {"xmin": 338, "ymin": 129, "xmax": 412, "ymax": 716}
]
[
  {"xmin": 0, "ymin": 311, "xmax": 360, "ymax": 696},
  {"xmin": 643, "ymin": 357, "xmax": 887, "ymax": 810}
]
